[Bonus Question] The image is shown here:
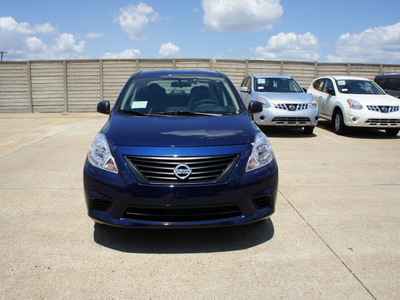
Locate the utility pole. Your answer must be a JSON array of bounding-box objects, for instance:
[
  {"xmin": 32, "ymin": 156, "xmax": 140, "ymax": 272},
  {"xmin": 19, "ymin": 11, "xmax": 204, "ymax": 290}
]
[{"xmin": 0, "ymin": 51, "xmax": 7, "ymax": 61}]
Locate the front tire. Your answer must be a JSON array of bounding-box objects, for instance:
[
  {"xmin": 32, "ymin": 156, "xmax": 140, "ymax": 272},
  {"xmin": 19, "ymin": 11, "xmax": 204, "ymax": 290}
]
[
  {"xmin": 333, "ymin": 110, "xmax": 347, "ymax": 135},
  {"xmin": 386, "ymin": 128, "xmax": 399, "ymax": 136}
]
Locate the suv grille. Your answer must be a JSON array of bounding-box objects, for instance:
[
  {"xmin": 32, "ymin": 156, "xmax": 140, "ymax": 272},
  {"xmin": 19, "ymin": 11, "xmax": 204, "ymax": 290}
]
[
  {"xmin": 123, "ymin": 204, "xmax": 242, "ymax": 222},
  {"xmin": 125, "ymin": 155, "xmax": 239, "ymax": 185},
  {"xmin": 275, "ymin": 103, "xmax": 308, "ymax": 111},
  {"xmin": 367, "ymin": 105, "xmax": 399, "ymax": 113}
]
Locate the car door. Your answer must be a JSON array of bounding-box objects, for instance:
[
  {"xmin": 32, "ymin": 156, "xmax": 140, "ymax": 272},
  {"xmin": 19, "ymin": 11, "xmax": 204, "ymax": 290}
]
[{"xmin": 320, "ymin": 78, "xmax": 336, "ymax": 116}]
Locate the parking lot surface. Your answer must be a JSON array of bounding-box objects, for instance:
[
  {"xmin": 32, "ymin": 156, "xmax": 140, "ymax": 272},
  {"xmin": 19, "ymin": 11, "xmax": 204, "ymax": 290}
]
[{"xmin": 0, "ymin": 113, "xmax": 399, "ymax": 299}]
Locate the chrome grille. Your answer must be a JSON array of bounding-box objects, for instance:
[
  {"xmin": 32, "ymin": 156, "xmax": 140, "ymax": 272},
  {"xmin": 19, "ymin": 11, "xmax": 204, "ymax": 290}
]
[
  {"xmin": 367, "ymin": 105, "xmax": 399, "ymax": 113},
  {"xmin": 275, "ymin": 103, "xmax": 308, "ymax": 111},
  {"xmin": 125, "ymin": 155, "xmax": 239, "ymax": 185},
  {"xmin": 365, "ymin": 118, "xmax": 400, "ymax": 125},
  {"xmin": 272, "ymin": 117, "xmax": 311, "ymax": 124}
]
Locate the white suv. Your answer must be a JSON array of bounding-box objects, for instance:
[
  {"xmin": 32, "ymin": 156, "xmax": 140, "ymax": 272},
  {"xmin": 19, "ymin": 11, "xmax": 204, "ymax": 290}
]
[
  {"xmin": 240, "ymin": 74, "xmax": 319, "ymax": 134},
  {"xmin": 308, "ymin": 76, "xmax": 400, "ymax": 136}
]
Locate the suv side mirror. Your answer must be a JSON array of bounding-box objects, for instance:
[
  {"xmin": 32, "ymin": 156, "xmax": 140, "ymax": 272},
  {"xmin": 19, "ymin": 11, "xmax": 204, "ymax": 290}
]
[
  {"xmin": 248, "ymin": 101, "xmax": 263, "ymax": 114},
  {"xmin": 97, "ymin": 101, "xmax": 111, "ymax": 115},
  {"xmin": 327, "ymin": 88, "xmax": 335, "ymax": 96},
  {"xmin": 240, "ymin": 86, "xmax": 249, "ymax": 93}
]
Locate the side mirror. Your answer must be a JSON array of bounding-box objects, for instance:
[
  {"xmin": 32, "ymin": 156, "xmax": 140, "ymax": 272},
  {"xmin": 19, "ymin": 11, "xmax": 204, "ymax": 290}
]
[
  {"xmin": 240, "ymin": 86, "xmax": 249, "ymax": 93},
  {"xmin": 248, "ymin": 101, "xmax": 263, "ymax": 114},
  {"xmin": 327, "ymin": 88, "xmax": 335, "ymax": 96},
  {"xmin": 97, "ymin": 101, "xmax": 111, "ymax": 115}
]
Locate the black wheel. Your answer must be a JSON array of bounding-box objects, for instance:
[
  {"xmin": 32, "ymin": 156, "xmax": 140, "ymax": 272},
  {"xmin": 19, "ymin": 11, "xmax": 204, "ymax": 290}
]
[
  {"xmin": 385, "ymin": 128, "xmax": 399, "ymax": 136},
  {"xmin": 333, "ymin": 110, "xmax": 347, "ymax": 135},
  {"xmin": 304, "ymin": 126, "xmax": 314, "ymax": 135}
]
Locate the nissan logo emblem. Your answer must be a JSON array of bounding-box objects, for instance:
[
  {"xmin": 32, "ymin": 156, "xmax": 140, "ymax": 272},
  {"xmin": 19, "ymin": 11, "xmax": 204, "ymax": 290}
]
[
  {"xmin": 174, "ymin": 164, "xmax": 192, "ymax": 180},
  {"xmin": 288, "ymin": 104, "xmax": 296, "ymax": 111},
  {"xmin": 381, "ymin": 106, "xmax": 388, "ymax": 113}
]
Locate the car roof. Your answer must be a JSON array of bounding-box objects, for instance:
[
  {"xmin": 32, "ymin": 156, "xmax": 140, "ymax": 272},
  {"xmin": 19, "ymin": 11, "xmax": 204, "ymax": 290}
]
[
  {"xmin": 136, "ymin": 69, "xmax": 224, "ymax": 78},
  {"xmin": 252, "ymin": 74, "xmax": 290, "ymax": 79},
  {"xmin": 317, "ymin": 76, "xmax": 370, "ymax": 81},
  {"xmin": 375, "ymin": 73, "xmax": 400, "ymax": 78}
]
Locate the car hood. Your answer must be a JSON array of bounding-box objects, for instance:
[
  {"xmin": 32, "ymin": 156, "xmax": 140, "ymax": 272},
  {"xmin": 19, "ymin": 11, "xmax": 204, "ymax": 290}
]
[
  {"xmin": 338, "ymin": 94, "xmax": 400, "ymax": 105},
  {"xmin": 256, "ymin": 92, "xmax": 313, "ymax": 103},
  {"xmin": 102, "ymin": 113, "xmax": 257, "ymax": 147}
]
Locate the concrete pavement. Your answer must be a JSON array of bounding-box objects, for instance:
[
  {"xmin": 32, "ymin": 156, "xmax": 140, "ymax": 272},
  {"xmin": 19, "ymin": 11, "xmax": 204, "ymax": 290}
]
[{"xmin": 0, "ymin": 113, "xmax": 399, "ymax": 299}]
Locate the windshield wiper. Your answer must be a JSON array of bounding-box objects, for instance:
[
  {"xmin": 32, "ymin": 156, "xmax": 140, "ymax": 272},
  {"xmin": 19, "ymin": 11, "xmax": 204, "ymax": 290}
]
[
  {"xmin": 118, "ymin": 109, "xmax": 148, "ymax": 116},
  {"xmin": 155, "ymin": 111, "xmax": 223, "ymax": 116}
]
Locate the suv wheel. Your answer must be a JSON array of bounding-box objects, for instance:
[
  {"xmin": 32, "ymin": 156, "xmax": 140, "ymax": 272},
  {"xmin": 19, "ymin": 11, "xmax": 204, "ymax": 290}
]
[
  {"xmin": 386, "ymin": 128, "xmax": 399, "ymax": 136},
  {"xmin": 333, "ymin": 109, "xmax": 347, "ymax": 135}
]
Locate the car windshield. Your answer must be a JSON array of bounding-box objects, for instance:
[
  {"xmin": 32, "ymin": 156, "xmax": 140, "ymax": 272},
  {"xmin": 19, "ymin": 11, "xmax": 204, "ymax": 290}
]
[
  {"xmin": 254, "ymin": 77, "xmax": 303, "ymax": 93},
  {"xmin": 118, "ymin": 76, "xmax": 242, "ymax": 115},
  {"xmin": 335, "ymin": 79, "xmax": 385, "ymax": 95}
]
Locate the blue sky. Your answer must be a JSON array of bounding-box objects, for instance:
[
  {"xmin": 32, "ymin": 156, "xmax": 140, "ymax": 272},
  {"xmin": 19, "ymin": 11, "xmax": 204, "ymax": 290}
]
[{"xmin": 1, "ymin": 0, "xmax": 400, "ymax": 63}]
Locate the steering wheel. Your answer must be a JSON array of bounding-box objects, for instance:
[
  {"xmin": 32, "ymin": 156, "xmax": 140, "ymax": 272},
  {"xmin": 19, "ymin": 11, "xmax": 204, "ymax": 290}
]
[{"xmin": 192, "ymin": 99, "xmax": 220, "ymax": 109}]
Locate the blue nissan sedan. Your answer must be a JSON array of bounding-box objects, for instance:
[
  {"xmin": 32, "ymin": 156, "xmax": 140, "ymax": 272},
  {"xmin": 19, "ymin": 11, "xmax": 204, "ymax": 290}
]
[{"xmin": 83, "ymin": 70, "xmax": 278, "ymax": 228}]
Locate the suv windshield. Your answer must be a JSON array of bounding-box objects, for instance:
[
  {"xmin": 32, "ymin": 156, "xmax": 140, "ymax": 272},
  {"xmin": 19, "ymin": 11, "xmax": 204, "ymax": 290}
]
[
  {"xmin": 335, "ymin": 79, "xmax": 385, "ymax": 95},
  {"xmin": 118, "ymin": 76, "xmax": 242, "ymax": 115},
  {"xmin": 254, "ymin": 77, "xmax": 303, "ymax": 93}
]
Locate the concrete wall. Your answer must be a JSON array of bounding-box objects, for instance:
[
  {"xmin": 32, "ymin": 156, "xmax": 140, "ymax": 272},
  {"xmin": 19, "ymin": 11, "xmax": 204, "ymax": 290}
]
[{"xmin": 1, "ymin": 59, "xmax": 400, "ymax": 113}]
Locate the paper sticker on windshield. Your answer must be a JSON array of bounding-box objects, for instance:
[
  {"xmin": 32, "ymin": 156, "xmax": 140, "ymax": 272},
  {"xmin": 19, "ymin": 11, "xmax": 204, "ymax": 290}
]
[
  {"xmin": 131, "ymin": 101, "xmax": 147, "ymax": 109},
  {"xmin": 257, "ymin": 79, "xmax": 266, "ymax": 84},
  {"xmin": 337, "ymin": 81, "xmax": 346, "ymax": 86}
]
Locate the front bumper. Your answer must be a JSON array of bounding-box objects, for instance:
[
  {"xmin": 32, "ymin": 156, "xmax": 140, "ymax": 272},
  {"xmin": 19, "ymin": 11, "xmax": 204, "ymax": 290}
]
[
  {"xmin": 344, "ymin": 110, "xmax": 400, "ymax": 128},
  {"xmin": 253, "ymin": 106, "xmax": 319, "ymax": 127},
  {"xmin": 83, "ymin": 144, "xmax": 278, "ymax": 228}
]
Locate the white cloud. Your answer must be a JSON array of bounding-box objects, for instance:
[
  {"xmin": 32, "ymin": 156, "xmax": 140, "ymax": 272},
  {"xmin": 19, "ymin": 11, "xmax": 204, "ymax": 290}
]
[
  {"xmin": 327, "ymin": 22, "xmax": 400, "ymax": 64},
  {"xmin": 34, "ymin": 22, "xmax": 57, "ymax": 35},
  {"xmin": 252, "ymin": 32, "xmax": 320, "ymax": 61},
  {"xmin": 117, "ymin": 2, "xmax": 161, "ymax": 40},
  {"xmin": 86, "ymin": 32, "xmax": 106, "ymax": 39},
  {"xmin": 202, "ymin": 0, "xmax": 283, "ymax": 33},
  {"xmin": 0, "ymin": 17, "xmax": 86, "ymax": 60},
  {"xmin": 52, "ymin": 33, "xmax": 85, "ymax": 58},
  {"xmin": 102, "ymin": 49, "xmax": 142, "ymax": 59},
  {"xmin": 158, "ymin": 42, "xmax": 180, "ymax": 58}
]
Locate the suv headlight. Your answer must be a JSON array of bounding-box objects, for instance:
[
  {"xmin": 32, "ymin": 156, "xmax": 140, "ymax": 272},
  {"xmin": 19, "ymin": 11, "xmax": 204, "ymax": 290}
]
[
  {"xmin": 347, "ymin": 99, "xmax": 363, "ymax": 110},
  {"xmin": 246, "ymin": 132, "xmax": 274, "ymax": 172},
  {"xmin": 256, "ymin": 97, "xmax": 271, "ymax": 109},
  {"xmin": 88, "ymin": 133, "xmax": 118, "ymax": 174}
]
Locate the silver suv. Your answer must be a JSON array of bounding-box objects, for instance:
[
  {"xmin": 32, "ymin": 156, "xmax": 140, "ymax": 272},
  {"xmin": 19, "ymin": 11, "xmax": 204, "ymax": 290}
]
[{"xmin": 240, "ymin": 74, "xmax": 319, "ymax": 134}]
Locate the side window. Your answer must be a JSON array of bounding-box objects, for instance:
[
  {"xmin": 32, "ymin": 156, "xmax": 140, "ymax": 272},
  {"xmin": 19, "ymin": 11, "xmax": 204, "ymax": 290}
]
[
  {"xmin": 240, "ymin": 77, "xmax": 248, "ymax": 88},
  {"xmin": 323, "ymin": 79, "xmax": 334, "ymax": 94},
  {"xmin": 387, "ymin": 78, "xmax": 400, "ymax": 92},
  {"xmin": 246, "ymin": 77, "xmax": 251, "ymax": 91},
  {"xmin": 314, "ymin": 79, "xmax": 326, "ymax": 92}
]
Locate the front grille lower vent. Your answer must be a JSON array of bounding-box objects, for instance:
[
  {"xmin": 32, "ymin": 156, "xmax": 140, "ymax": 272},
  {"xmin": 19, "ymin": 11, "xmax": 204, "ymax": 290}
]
[
  {"xmin": 92, "ymin": 198, "xmax": 113, "ymax": 211},
  {"xmin": 272, "ymin": 117, "xmax": 311, "ymax": 124},
  {"xmin": 123, "ymin": 204, "xmax": 242, "ymax": 223},
  {"xmin": 365, "ymin": 118, "xmax": 400, "ymax": 125},
  {"xmin": 125, "ymin": 154, "xmax": 239, "ymax": 185}
]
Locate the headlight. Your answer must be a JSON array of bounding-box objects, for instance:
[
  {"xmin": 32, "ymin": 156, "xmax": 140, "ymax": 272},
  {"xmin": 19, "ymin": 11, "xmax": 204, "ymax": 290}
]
[
  {"xmin": 311, "ymin": 99, "xmax": 318, "ymax": 109},
  {"xmin": 256, "ymin": 97, "xmax": 271, "ymax": 109},
  {"xmin": 246, "ymin": 132, "xmax": 274, "ymax": 172},
  {"xmin": 347, "ymin": 99, "xmax": 363, "ymax": 110},
  {"xmin": 88, "ymin": 133, "xmax": 118, "ymax": 174}
]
